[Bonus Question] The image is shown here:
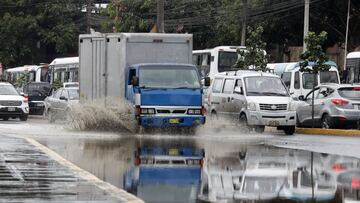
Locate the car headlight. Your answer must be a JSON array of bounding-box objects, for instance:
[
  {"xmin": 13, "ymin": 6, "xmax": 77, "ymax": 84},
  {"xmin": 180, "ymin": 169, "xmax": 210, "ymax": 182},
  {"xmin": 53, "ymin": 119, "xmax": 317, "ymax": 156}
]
[
  {"xmin": 247, "ymin": 102, "xmax": 257, "ymax": 111},
  {"xmin": 289, "ymin": 102, "xmax": 297, "ymax": 111}
]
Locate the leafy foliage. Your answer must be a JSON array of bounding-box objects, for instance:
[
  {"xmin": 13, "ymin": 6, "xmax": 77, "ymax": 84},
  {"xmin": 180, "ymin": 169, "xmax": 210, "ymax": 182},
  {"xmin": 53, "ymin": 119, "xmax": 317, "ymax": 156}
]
[
  {"xmin": 235, "ymin": 26, "xmax": 268, "ymax": 71},
  {"xmin": 299, "ymin": 31, "xmax": 330, "ymax": 74}
]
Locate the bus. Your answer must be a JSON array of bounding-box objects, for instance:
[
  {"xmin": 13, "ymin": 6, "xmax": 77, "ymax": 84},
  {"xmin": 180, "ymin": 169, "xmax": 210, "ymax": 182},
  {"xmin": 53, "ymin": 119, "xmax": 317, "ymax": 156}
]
[
  {"xmin": 123, "ymin": 146, "xmax": 204, "ymax": 203},
  {"xmin": 4, "ymin": 64, "xmax": 49, "ymax": 85},
  {"xmin": 49, "ymin": 57, "xmax": 79, "ymax": 85},
  {"xmin": 193, "ymin": 46, "xmax": 245, "ymax": 79},
  {"xmin": 345, "ymin": 51, "xmax": 360, "ymax": 83}
]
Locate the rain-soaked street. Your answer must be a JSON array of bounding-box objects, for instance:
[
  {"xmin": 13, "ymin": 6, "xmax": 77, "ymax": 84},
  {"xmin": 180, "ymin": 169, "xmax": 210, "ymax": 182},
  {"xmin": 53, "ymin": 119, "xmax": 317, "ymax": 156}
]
[{"xmin": 1, "ymin": 116, "xmax": 360, "ymax": 203}]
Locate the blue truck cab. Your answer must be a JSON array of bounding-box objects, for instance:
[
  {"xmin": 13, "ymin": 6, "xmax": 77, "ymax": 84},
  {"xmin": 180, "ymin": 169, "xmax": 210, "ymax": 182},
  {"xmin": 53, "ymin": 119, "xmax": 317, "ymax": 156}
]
[
  {"xmin": 123, "ymin": 146, "xmax": 204, "ymax": 203},
  {"xmin": 125, "ymin": 63, "xmax": 209, "ymax": 127}
]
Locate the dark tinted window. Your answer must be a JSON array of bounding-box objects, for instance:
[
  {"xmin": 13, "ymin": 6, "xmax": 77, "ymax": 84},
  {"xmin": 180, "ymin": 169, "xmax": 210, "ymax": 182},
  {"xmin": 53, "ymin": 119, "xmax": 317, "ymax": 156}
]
[
  {"xmin": 281, "ymin": 72, "xmax": 291, "ymax": 89},
  {"xmin": 218, "ymin": 51, "xmax": 238, "ymax": 72},
  {"xmin": 294, "ymin": 72, "xmax": 300, "ymax": 89},
  {"xmin": 302, "ymin": 73, "xmax": 318, "ymax": 89},
  {"xmin": 212, "ymin": 78, "xmax": 223, "ymax": 93},
  {"xmin": 338, "ymin": 87, "xmax": 360, "ymax": 99},
  {"xmin": 25, "ymin": 83, "xmax": 51, "ymax": 95},
  {"xmin": 320, "ymin": 71, "xmax": 339, "ymax": 84}
]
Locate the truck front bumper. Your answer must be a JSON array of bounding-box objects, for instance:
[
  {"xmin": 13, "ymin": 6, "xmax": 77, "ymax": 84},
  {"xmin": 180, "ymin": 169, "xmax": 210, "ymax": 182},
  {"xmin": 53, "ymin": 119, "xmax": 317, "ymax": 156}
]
[
  {"xmin": 246, "ymin": 110, "xmax": 296, "ymax": 127},
  {"xmin": 139, "ymin": 116, "xmax": 206, "ymax": 127}
]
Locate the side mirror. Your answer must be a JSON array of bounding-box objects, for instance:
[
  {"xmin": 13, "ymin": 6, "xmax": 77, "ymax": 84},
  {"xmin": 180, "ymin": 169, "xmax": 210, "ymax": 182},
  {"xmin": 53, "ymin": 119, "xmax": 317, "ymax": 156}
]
[
  {"xmin": 298, "ymin": 95, "xmax": 305, "ymax": 101},
  {"xmin": 59, "ymin": 96, "xmax": 68, "ymax": 101},
  {"xmin": 234, "ymin": 86, "xmax": 243, "ymax": 95},
  {"xmin": 204, "ymin": 77, "xmax": 211, "ymax": 87},
  {"xmin": 131, "ymin": 76, "xmax": 139, "ymax": 87}
]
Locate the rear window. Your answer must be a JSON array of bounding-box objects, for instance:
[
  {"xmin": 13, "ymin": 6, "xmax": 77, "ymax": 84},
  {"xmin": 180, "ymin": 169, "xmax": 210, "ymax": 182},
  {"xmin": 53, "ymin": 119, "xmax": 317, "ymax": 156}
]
[
  {"xmin": 25, "ymin": 83, "xmax": 51, "ymax": 94},
  {"xmin": 320, "ymin": 71, "xmax": 339, "ymax": 84},
  {"xmin": 281, "ymin": 72, "xmax": 291, "ymax": 89},
  {"xmin": 338, "ymin": 87, "xmax": 360, "ymax": 99}
]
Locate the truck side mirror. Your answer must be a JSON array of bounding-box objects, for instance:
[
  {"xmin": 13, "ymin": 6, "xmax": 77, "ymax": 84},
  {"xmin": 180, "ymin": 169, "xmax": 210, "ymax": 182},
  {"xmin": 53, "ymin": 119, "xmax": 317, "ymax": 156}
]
[
  {"xmin": 234, "ymin": 86, "xmax": 243, "ymax": 95},
  {"xmin": 131, "ymin": 76, "xmax": 139, "ymax": 86},
  {"xmin": 204, "ymin": 77, "xmax": 211, "ymax": 87}
]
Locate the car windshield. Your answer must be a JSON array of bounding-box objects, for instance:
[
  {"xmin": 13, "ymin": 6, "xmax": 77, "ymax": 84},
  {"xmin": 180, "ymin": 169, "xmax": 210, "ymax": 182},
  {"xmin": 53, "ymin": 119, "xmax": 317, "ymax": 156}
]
[
  {"xmin": 0, "ymin": 84, "xmax": 19, "ymax": 95},
  {"xmin": 244, "ymin": 76, "xmax": 288, "ymax": 96},
  {"xmin": 139, "ymin": 66, "xmax": 201, "ymax": 89},
  {"xmin": 218, "ymin": 51, "xmax": 239, "ymax": 72},
  {"xmin": 338, "ymin": 87, "xmax": 360, "ymax": 99},
  {"xmin": 25, "ymin": 83, "xmax": 51, "ymax": 95},
  {"xmin": 320, "ymin": 71, "xmax": 339, "ymax": 84},
  {"xmin": 68, "ymin": 89, "xmax": 79, "ymax": 100}
]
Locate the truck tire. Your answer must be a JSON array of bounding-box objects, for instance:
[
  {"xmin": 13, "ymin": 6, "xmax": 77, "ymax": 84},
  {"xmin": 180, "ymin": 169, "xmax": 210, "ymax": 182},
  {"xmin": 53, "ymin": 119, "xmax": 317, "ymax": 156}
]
[
  {"xmin": 20, "ymin": 115, "xmax": 28, "ymax": 121},
  {"xmin": 284, "ymin": 126, "xmax": 295, "ymax": 135},
  {"xmin": 239, "ymin": 113, "xmax": 250, "ymax": 132}
]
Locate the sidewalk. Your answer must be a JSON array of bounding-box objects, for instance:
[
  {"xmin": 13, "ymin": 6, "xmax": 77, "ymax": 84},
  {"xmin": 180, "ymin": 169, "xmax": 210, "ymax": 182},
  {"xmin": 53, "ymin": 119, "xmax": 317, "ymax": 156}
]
[{"xmin": 0, "ymin": 135, "xmax": 143, "ymax": 203}]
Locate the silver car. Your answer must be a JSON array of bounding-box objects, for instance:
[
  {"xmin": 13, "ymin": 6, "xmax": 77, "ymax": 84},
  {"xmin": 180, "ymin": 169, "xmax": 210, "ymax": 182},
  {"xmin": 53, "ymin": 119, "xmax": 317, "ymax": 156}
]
[
  {"xmin": 296, "ymin": 84, "xmax": 360, "ymax": 129},
  {"xmin": 44, "ymin": 87, "xmax": 79, "ymax": 122}
]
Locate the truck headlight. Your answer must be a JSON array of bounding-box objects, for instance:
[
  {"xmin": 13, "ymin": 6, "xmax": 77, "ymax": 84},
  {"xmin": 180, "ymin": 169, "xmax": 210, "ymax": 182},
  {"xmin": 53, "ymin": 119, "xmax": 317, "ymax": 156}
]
[
  {"xmin": 247, "ymin": 102, "xmax": 257, "ymax": 111},
  {"xmin": 188, "ymin": 109, "xmax": 202, "ymax": 115}
]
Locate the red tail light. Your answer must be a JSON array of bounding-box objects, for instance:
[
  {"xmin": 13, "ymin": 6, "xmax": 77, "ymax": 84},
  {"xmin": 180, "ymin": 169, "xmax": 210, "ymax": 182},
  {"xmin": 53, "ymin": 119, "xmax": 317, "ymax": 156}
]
[
  {"xmin": 352, "ymin": 178, "xmax": 360, "ymax": 189},
  {"xmin": 23, "ymin": 94, "xmax": 29, "ymax": 100},
  {"xmin": 331, "ymin": 99, "xmax": 349, "ymax": 106},
  {"xmin": 332, "ymin": 164, "xmax": 347, "ymax": 172},
  {"xmin": 353, "ymin": 87, "xmax": 360, "ymax": 91}
]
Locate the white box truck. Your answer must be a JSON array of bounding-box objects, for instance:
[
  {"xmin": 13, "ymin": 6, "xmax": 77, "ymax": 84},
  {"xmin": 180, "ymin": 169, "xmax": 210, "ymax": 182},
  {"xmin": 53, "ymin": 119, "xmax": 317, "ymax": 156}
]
[{"xmin": 79, "ymin": 32, "xmax": 209, "ymax": 128}]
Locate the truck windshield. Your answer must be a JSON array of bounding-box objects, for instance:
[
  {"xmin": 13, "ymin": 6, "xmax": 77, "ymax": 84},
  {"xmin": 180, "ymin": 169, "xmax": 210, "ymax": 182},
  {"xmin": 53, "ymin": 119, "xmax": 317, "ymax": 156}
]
[
  {"xmin": 244, "ymin": 76, "xmax": 288, "ymax": 96},
  {"xmin": 218, "ymin": 51, "xmax": 239, "ymax": 72},
  {"xmin": 139, "ymin": 66, "xmax": 201, "ymax": 89}
]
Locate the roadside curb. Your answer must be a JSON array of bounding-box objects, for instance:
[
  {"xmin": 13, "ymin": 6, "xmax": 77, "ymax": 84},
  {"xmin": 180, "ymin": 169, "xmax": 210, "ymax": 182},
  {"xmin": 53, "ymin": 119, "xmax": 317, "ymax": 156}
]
[
  {"xmin": 296, "ymin": 128, "xmax": 360, "ymax": 137},
  {"xmin": 26, "ymin": 138, "xmax": 144, "ymax": 203}
]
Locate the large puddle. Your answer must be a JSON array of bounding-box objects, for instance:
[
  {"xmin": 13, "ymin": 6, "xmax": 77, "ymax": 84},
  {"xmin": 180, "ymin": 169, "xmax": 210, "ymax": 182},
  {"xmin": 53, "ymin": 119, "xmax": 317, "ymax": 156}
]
[{"xmin": 37, "ymin": 136, "xmax": 360, "ymax": 203}]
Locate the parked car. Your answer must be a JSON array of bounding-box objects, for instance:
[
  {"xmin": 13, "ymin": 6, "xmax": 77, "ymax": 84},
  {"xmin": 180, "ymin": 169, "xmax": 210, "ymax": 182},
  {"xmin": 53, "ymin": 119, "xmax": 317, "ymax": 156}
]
[
  {"xmin": 44, "ymin": 87, "xmax": 79, "ymax": 122},
  {"xmin": 208, "ymin": 70, "xmax": 296, "ymax": 135},
  {"xmin": 0, "ymin": 82, "xmax": 29, "ymax": 121},
  {"xmin": 63, "ymin": 82, "xmax": 79, "ymax": 88},
  {"xmin": 296, "ymin": 84, "xmax": 360, "ymax": 129},
  {"xmin": 22, "ymin": 82, "xmax": 52, "ymax": 115}
]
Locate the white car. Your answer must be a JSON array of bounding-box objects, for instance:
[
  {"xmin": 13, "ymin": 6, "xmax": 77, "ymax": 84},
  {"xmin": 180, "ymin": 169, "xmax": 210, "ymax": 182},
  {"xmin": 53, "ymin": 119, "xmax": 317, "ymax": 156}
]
[{"xmin": 0, "ymin": 82, "xmax": 29, "ymax": 121}]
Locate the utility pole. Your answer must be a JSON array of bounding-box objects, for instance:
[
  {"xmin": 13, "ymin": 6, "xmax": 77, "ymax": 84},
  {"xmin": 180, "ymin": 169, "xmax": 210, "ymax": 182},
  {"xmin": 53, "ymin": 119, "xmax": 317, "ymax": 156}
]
[
  {"xmin": 157, "ymin": 0, "xmax": 165, "ymax": 33},
  {"xmin": 241, "ymin": 0, "xmax": 248, "ymax": 46},
  {"xmin": 87, "ymin": 0, "xmax": 92, "ymax": 33},
  {"xmin": 303, "ymin": 0, "xmax": 310, "ymax": 52},
  {"xmin": 343, "ymin": 0, "xmax": 351, "ymax": 71}
]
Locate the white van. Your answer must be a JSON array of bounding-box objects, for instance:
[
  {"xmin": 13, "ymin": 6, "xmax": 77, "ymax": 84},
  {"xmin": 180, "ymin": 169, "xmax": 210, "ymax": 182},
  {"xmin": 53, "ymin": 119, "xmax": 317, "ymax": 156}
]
[
  {"xmin": 280, "ymin": 62, "xmax": 340, "ymax": 99},
  {"xmin": 208, "ymin": 70, "xmax": 296, "ymax": 135}
]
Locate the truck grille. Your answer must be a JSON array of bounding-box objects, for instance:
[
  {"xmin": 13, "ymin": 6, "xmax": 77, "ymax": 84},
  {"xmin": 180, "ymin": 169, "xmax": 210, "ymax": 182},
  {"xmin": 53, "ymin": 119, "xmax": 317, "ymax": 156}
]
[
  {"xmin": 259, "ymin": 104, "xmax": 287, "ymax": 111},
  {"xmin": 157, "ymin": 109, "xmax": 186, "ymax": 114},
  {"xmin": 0, "ymin": 101, "xmax": 22, "ymax": 106}
]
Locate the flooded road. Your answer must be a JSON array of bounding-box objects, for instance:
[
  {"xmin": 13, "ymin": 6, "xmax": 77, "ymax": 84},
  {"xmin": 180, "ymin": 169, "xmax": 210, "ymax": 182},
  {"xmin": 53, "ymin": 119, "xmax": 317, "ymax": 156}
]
[{"xmin": 33, "ymin": 134, "xmax": 360, "ymax": 203}]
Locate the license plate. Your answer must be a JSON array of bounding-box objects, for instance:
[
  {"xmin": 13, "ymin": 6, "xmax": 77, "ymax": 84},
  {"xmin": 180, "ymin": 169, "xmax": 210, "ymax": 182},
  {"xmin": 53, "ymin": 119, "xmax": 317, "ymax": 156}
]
[
  {"xmin": 169, "ymin": 118, "xmax": 180, "ymax": 124},
  {"xmin": 7, "ymin": 107, "xmax": 16, "ymax": 112},
  {"xmin": 168, "ymin": 149, "xmax": 179, "ymax": 156},
  {"xmin": 269, "ymin": 120, "xmax": 280, "ymax": 126}
]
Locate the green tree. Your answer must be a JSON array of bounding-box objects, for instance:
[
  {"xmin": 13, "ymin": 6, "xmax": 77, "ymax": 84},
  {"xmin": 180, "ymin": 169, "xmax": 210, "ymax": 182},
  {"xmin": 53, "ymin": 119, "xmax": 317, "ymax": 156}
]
[
  {"xmin": 235, "ymin": 26, "xmax": 268, "ymax": 71},
  {"xmin": 299, "ymin": 31, "xmax": 330, "ymax": 128}
]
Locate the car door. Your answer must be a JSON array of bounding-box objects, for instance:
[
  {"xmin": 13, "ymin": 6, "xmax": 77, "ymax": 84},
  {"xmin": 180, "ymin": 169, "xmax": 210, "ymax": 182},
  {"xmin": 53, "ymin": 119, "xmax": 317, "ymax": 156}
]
[
  {"xmin": 48, "ymin": 89, "xmax": 62, "ymax": 112},
  {"xmin": 297, "ymin": 88, "xmax": 320, "ymax": 126},
  {"xmin": 209, "ymin": 78, "xmax": 223, "ymax": 113},
  {"xmin": 313, "ymin": 87, "xmax": 329, "ymax": 121},
  {"xmin": 58, "ymin": 89, "xmax": 69, "ymax": 111},
  {"xmin": 232, "ymin": 79, "xmax": 246, "ymax": 116},
  {"xmin": 221, "ymin": 78, "xmax": 235, "ymax": 115}
]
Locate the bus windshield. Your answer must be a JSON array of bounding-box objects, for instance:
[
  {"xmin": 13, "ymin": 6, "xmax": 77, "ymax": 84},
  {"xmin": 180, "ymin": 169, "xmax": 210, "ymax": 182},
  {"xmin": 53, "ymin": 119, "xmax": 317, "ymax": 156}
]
[
  {"xmin": 139, "ymin": 66, "xmax": 201, "ymax": 89},
  {"xmin": 218, "ymin": 51, "xmax": 239, "ymax": 72}
]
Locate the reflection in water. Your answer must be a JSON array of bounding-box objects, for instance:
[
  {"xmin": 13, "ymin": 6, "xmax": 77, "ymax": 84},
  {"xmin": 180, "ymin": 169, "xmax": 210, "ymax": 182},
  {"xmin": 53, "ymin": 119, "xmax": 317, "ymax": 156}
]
[{"xmin": 39, "ymin": 137, "xmax": 360, "ymax": 203}]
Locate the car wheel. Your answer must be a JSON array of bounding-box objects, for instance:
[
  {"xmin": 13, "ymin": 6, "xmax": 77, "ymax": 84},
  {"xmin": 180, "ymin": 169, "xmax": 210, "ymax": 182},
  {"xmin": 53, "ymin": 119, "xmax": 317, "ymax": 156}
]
[
  {"xmin": 239, "ymin": 113, "xmax": 250, "ymax": 132},
  {"xmin": 284, "ymin": 126, "xmax": 295, "ymax": 135},
  {"xmin": 254, "ymin": 126, "xmax": 265, "ymax": 133},
  {"xmin": 20, "ymin": 115, "xmax": 28, "ymax": 121},
  {"xmin": 321, "ymin": 114, "xmax": 332, "ymax": 129},
  {"xmin": 210, "ymin": 110, "xmax": 218, "ymax": 120},
  {"xmin": 2, "ymin": 117, "xmax": 9, "ymax": 121}
]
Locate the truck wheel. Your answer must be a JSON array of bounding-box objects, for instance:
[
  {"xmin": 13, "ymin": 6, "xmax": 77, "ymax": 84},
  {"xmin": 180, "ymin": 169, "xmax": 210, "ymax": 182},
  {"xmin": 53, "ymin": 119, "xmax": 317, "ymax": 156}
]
[
  {"xmin": 239, "ymin": 113, "xmax": 250, "ymax": 132},
  {"xmin": 321, "ymin": 114, "xmax": 333, "ymax": 129},
  {"xmin": 284, "ymin": 126, "xmax": 295, "ymax": 135},
  {"xmin": 254, "ymin": 126, "xmax": 265, "ymax": 133},
  {"xmin": 3, "ymin": 117, "xmax": 9, "ymax": 121},
  {"xmin": 20, "ymin": 115, "xmax": 28, "ymax": 121}
]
